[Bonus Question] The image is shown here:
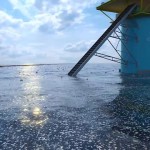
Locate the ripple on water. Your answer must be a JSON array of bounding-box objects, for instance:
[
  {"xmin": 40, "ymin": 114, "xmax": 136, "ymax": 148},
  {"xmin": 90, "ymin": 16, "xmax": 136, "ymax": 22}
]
[{"xmin": 0, "ymin": 64, "xmax": 149, "ymax": 149}]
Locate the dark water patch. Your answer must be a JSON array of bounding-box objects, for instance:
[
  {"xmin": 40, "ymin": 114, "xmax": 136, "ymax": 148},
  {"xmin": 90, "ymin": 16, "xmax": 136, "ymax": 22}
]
[{"xmin": 105, "ymin": 76, "xmax": 150, "ymax": 144}]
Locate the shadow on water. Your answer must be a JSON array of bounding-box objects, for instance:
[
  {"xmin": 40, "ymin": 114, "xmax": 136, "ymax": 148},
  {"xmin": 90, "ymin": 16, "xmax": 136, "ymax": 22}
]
[{"xmin": 109, "ymin": 75, "xmax": 150, "ymax": 142}]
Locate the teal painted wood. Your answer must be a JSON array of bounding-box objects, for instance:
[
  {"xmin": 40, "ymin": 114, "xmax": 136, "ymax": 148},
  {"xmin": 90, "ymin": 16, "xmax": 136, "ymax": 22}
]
[{"xmin": 121, "ymin": 16, "xmax": 150, "ymax": 74}]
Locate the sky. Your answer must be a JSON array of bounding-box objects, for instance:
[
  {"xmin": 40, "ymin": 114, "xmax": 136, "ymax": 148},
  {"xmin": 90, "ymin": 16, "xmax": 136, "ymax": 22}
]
[{"xmin": 0, "ymin": 0, "xmax": 117, "ymax": 65}]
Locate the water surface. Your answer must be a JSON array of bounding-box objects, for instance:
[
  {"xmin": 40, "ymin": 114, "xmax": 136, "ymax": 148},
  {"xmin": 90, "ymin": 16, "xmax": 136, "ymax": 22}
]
[{"xmin": 0, "ymin": 64, "xmax": 149, "ymax": 149}]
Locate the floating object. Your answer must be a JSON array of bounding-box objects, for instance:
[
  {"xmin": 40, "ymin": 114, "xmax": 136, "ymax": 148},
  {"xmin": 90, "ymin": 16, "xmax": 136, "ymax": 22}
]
[{"xmin": 68, "ymin": 0, "xmax": 150, "ymax": 76}]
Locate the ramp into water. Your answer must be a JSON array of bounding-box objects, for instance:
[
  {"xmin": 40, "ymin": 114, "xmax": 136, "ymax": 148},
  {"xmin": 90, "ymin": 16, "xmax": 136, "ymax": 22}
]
[{"xmin": 68, "ymin": 4, "xmax": 137, "ymax": 77}]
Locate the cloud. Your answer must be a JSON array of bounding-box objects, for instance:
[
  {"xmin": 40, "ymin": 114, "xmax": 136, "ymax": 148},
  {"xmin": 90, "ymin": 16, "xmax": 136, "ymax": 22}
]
[
  {"xmin": 34, "ymin": 0, "xmax": 59, "ymax": 11},
  {"xmin": 1, "ymin": 0, "xmax": 102, "ymax": 36},
  {"xmin": 0, "ymin": 10, "xmax": 23, "ymax": 28},
  {"xmin": 64, "ymin": 41, "xmax": 95, "ymax": 53},
  {"xmin": 63, "ymin": 36, "xmax": 121, "ymax": 63},
  {"xmin": 7, "ymin": 0, "xmax": 100, "ymax": 33},
  {"xmin": 0, "ymin": 0, "xmax": 111, "ymax": 65},
  {"xmin": 33, "ymin": 0, "xmax": 100, "ymax": 32},
  {"xmin": 8, "ymin": 0, "xmax": 36, "ymax": 18}
]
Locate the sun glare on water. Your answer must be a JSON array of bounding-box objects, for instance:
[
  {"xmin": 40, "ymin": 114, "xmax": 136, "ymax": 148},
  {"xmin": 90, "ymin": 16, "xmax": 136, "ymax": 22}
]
[
  {"xmin": 33, "ymin": 107, "xmax": 42, "ymax": 116},
  {"xmin": 18, "ymin": 66, "xmax": 48, "ymax": 126}
]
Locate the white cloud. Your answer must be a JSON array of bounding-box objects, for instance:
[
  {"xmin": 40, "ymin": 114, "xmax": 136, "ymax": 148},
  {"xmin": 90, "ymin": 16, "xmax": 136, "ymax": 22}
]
[
  {"xmin": 63, "ymin": 36, "xmax": 120, "ymax": 63},
  {"xmin": 8, "ymin": 0, "xmax": 36, "ymax": 18},
  {"xmin": 0, "ymin": 10, "xmax": 23, "ymax": 27},
  {"xmin": 64, "ymin": 40, "xmax": 95, "ymax": 53},
  {"xmin": 0, "ymin": 0, "xmax": 117, "ymax": 65},
  {"xmin": 7, "ymin": 0, "xmax": 101, "ymax": 33}
]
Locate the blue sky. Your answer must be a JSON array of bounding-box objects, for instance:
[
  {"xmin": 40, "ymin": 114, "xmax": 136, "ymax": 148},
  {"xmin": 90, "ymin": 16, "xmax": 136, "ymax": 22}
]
[{"xmin": 0, "ymin": 0, "xmax": 116, "ymax": 65}]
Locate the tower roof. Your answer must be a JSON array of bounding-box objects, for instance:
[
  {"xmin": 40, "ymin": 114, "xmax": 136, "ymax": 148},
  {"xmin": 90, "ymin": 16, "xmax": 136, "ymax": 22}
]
[{"xmin": 97, "ymin": 0, "xmax": 150, "ymax": 15}]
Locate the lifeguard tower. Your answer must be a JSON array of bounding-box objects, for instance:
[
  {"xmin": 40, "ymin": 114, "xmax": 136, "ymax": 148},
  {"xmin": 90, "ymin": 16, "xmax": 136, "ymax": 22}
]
[{"xmin": 68, "ymin": 0, "xmax": 150, "ymax": 76}]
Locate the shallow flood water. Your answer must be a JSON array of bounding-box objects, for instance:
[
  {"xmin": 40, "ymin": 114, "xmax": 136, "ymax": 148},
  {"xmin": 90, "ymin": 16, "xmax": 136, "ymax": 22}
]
[{"xmin": 0, "ymin": 64, "xmax": 149, "ymax": 150}]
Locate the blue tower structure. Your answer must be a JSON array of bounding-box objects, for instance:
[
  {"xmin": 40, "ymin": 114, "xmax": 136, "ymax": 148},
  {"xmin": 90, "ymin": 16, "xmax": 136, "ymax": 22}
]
[
  {"xmin": 68, "ymin": 0, "xmax": 150, "ymax": 76},
  {"xmin": 121, "ymin": 16, "xmax": 150, "ymax": 74}
]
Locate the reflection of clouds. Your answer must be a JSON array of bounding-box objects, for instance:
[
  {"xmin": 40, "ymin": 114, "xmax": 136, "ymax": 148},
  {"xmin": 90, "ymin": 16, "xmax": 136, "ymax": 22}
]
[{"xmin": 19, "ymin": 66, "xmax": 48, "ymax": 126}]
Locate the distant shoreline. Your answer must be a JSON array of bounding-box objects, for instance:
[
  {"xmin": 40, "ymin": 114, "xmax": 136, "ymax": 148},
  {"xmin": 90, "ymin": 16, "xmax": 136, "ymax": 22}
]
[
  {"xmin": 0, "ymin": 64, "xmax": 59, "ymax": 68},
  {"xmin": 0, "ymin": 63, "xmax": 117, "ymax": 68}
]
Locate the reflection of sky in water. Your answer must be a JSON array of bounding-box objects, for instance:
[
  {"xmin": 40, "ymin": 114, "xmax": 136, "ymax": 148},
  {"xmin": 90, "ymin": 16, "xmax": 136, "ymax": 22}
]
[{"xmin": 19, "ymin": 66, "xmax": 48, "ymax": 126}]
